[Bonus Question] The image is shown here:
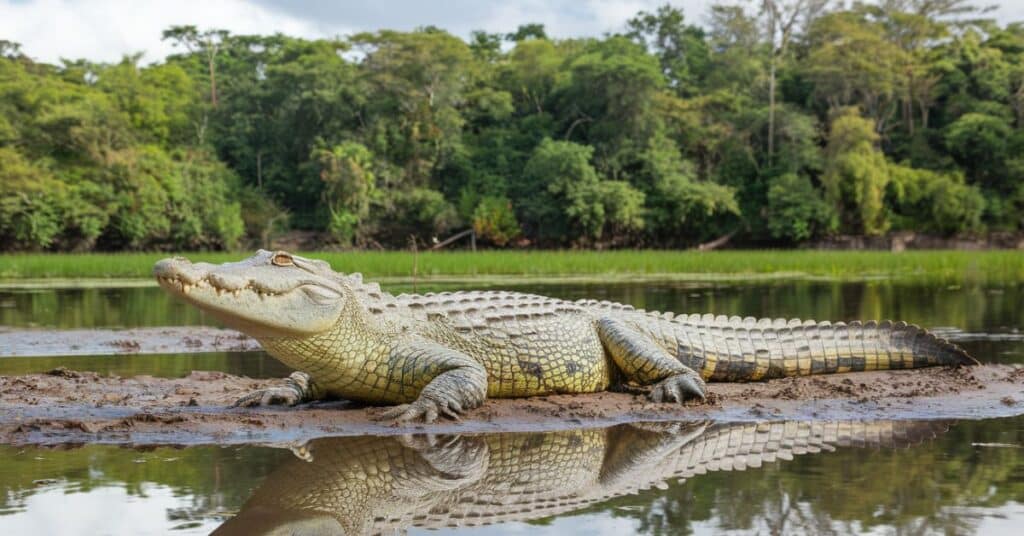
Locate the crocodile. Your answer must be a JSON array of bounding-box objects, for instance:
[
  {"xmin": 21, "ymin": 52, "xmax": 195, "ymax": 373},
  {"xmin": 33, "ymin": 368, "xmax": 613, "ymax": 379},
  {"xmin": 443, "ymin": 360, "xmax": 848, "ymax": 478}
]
[
  {"xmin": 212, "ymin": 419, "xmax": 947, "ymax": 534},
  {"xmin": 154, "ymin": 250, "xmax": 977, "ymax": 422}
]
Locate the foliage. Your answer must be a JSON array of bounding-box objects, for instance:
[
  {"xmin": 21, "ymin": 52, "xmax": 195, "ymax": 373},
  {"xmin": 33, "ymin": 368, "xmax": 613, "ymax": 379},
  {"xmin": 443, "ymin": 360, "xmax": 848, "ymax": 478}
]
[
  {"xmin": 766, "ymin": 173, "xmax": 836, "ymax": 242},
  {"xmin": 314, "ymin": 141, "xmax": 377, "ymax": 245},
  {"xmin": 519, "ymin": 139, "xmax": 645, "ymax": 244},
  {"xmin": 472, "ymin": 196, "xmax": 521, "ymax": 246},
  {"xmin": 888, "ymin": 164, "xmax": 986, "ymax": 234},
  {"xmin": 822, "ymin": 110, "xmax": 892, "ymax": 235},
  {"xmin": 2, "ymin": 1, "xmax": 1024, "ymax": 252}
]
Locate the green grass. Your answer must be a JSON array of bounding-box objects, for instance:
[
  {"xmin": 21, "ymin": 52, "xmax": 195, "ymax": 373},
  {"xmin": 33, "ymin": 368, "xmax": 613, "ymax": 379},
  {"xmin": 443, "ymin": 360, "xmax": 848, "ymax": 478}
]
[{"xmin": 1, "ymin": 250, "xmax": 1022, "ymax": 283}]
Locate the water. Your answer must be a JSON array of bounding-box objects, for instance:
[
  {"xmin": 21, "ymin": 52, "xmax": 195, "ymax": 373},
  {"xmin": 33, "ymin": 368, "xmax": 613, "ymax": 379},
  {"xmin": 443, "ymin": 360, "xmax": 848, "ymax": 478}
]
[
  {"xmin": 0, "ymin": 417, "xmax": 1022, "ymax": 534},
  {"xmin": 1, "ymin": 278, "xmax": 1023, "ymax": 534}
]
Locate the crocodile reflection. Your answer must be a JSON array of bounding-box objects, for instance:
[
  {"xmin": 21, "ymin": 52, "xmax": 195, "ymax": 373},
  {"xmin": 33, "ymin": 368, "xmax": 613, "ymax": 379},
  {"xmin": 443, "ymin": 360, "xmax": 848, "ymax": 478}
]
[{"xmin": 214, "ymin": 420, "xmax": 945, "ymax": 535}]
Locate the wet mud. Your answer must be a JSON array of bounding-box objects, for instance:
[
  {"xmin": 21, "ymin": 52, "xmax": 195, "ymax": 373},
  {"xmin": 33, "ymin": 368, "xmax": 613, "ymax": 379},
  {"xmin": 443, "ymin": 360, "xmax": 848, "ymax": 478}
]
[
  {"xmin": 0, "ymin": 365, "xmax": 1021, "ymax": 446},
  {"xmin": 0, "ymin": 327, "xmax": 259, "ymax": 357}
]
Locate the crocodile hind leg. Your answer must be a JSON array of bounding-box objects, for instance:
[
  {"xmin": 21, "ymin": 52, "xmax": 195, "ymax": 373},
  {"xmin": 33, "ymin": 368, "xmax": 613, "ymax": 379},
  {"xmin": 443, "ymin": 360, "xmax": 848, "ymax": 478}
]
[
  {"xmin": 597, "ymin": 317, "xmax": 707, "ymax": 402},
  {"xmin": 377, "ymin": 341, "xmax": 488, "ymax": 423},
  {"xmin": 232, "ymin": 371, "xmax": 325, "ymax": 407}
]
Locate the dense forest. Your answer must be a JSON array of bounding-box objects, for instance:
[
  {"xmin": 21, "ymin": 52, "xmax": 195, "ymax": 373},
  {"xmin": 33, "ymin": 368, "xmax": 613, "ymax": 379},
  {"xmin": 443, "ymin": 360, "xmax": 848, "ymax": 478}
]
[{"xmin": 2, "ymin": 0, "xmax": 1023, "ymax": 251}]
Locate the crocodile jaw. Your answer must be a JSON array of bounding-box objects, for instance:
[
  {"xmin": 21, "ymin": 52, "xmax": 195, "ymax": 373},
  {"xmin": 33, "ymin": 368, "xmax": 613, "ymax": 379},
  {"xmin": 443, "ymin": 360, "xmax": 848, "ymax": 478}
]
[{"xmin": 154, "ymin": 251, "xmax": 347, "ymax": 339}]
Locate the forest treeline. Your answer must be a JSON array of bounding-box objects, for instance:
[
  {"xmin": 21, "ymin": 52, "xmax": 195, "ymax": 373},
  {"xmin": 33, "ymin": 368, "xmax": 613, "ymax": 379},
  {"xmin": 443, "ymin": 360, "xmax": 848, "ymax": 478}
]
[{"xmin": 2, "ymin": 0, "xmax": 1023, "ymax": 251}]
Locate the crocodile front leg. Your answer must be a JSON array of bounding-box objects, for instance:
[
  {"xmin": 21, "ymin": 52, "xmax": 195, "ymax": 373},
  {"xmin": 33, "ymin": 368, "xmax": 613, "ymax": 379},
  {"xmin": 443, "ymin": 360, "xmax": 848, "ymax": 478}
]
[
  {"xmin": 597, "ymin": 317, "xmax": 707, "ymax": 402},
  {"xmin": 232, "ymin": 371, "xmax": 325, "ymax": 407},
  {"xmin": 377, "ymin": 341, "xmax": 488, "ymax": 423}
]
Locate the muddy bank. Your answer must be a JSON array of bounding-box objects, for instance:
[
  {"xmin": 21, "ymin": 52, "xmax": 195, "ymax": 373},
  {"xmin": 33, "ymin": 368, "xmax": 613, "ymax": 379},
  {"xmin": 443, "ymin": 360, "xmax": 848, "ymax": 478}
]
[
  {"xmin": 0, "ymin": 365, "xmax": 1021, "ymax": 446},
  {"xmin": 0, "ymin": 326, "xmax": 259, "ymax": 357}
]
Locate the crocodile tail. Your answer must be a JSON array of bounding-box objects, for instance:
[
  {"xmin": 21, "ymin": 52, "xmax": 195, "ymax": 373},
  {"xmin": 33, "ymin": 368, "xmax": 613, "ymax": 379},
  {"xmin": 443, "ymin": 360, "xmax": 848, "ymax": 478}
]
[{"xmin": 672, "ymin": 316, "xmax": 978, "ymax": 382}]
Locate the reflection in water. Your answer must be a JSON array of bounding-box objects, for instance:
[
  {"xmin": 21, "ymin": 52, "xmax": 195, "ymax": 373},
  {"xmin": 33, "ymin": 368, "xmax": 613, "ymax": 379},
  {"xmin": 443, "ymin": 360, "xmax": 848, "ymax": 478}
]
[
  {"xmin": 0, "ymin": 483, "xmax": 225, "ymax": 534},
  {"xmin": 214, "ymin": 420, "xmax": 947, "ymax": 535}
]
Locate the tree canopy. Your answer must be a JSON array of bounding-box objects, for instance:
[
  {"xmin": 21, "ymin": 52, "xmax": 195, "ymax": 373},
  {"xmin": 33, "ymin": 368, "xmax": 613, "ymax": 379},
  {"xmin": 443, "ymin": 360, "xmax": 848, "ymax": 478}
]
[{"xmin": 2, "ymin": 2, "xmax": 1022, "ymax": 251}]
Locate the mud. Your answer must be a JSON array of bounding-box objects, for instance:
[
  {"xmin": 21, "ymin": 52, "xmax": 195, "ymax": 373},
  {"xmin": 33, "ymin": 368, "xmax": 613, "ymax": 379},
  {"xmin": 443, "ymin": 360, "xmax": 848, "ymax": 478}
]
[
  {"xmin": 0, "ymin": 327, "xmax": 259, "ymax": 357},
  {"xmin": 0, "ymin": 365, "xmax": 1021, "ymax": 446}
]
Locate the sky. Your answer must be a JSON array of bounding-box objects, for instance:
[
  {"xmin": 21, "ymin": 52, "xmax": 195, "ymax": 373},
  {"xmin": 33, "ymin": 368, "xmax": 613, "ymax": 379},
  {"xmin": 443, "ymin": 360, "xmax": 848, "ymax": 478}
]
[{"xmin": 3, "ymin": 0, "xmax": 1024, "ymax": 65}]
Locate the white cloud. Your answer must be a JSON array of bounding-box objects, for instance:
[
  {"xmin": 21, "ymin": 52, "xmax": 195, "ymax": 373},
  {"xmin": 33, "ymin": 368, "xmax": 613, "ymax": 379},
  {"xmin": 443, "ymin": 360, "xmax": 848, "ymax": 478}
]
[
  {"xmin": 2, "ymin": 0, "xmax": 1023, "ymax": 65},
  {"xmin": 0, "ymin": 0, "xmax": 334, "ymax": 64}
]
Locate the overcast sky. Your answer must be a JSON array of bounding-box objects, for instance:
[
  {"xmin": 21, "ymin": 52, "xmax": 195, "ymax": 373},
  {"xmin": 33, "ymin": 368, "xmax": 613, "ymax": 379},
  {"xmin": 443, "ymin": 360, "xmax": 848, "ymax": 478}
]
[{"xmin": 3, "ymin": 0, "xmax": 1024, "ymax": 65}]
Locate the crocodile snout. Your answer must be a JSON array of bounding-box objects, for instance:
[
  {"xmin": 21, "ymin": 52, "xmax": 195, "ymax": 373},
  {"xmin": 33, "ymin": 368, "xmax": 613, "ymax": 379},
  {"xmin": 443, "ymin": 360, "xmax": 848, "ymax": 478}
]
[{"xmin": 153, "ymin": 257, "xmax": 207, "ymax": 285}]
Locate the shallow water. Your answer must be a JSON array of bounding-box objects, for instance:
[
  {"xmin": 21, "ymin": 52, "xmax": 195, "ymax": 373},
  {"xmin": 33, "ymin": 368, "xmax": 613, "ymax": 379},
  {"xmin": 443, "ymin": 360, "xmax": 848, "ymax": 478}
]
[
  {"xmin": 0, "ymin": 416, "xmax": 1022, "ymax": 535},
  {"xmin": 1, "ymin": 279, "xmax": 1022, "ymax": 374},
  {"xmin": 1, "ymin": 278, "xmax": 1023, "ymax": 534}
]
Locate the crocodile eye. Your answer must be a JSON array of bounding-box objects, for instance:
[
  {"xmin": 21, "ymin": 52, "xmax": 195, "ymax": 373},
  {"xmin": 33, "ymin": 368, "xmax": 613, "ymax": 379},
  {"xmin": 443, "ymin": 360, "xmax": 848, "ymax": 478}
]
[{"xmin": 272, "ymin": 253, "xmax": 294, "ymax": 267}]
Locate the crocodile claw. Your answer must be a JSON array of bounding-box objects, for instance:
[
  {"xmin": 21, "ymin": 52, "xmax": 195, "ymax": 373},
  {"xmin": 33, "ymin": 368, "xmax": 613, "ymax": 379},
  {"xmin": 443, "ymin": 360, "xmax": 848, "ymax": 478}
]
[
  {"xmin": 231, "ymin": 371, "xmax": 317, "ymax": 408},
  {"xmin": 649, "ymin": 373, "xmax": 707, "ymax": 404},
  {"xmin": 376, "ymin": 396, "xmax": 466, "ymax": 423},
  {"xmin": 232, "ymin": 386, "xmax": 303, "ymax": 407}
]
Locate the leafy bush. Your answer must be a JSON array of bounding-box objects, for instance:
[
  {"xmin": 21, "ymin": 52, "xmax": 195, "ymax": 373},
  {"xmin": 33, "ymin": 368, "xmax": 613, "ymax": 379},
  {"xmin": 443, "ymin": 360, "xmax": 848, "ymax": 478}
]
[
  {"xmin": 766, "ymin": 173, "xmax": 836, "ymax": 242},
  {"xmin": 889, "ymin": 165, "xmax": 985, "ymax": 235},
  {"xmin": 472, "ymin": 196, "xmax": 521, "ymax": 246}
]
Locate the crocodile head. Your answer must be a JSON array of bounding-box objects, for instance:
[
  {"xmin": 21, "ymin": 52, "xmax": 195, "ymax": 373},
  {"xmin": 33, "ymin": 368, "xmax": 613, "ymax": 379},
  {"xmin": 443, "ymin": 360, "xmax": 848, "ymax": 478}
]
[{"xmin": 154, "ymin": 250, "xmax": 348, "ymax": 338}]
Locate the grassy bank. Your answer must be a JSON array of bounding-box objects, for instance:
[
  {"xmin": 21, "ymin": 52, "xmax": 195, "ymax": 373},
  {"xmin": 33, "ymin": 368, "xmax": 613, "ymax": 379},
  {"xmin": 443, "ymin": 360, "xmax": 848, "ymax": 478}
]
[{"xmin": 1, "ymin": 250, "xmax": 1022, "ymax": 283}]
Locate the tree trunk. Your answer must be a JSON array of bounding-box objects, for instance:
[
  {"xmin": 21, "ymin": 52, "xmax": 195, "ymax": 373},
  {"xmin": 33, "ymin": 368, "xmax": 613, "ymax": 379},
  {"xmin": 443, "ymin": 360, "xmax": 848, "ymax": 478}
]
[
  {"xmin": 768, "ymin": 59, "xmax": 776, "ymax": 163},
  {"xmin": 696, "ymin": 229, "xmax": 737, "ymax": 251},
  {"xmin": 208, "ymin": 54, "xmax": 218, "ymax": 107}
]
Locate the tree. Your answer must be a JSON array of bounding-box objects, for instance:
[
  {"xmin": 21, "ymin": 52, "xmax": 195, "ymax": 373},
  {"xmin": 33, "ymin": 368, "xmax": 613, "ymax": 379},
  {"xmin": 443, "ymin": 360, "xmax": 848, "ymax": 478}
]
[
  {"xmin": 758, "ymin": 0, "xmax": 830, "ymax": 161},
  {"xmin": 766, "ymin": 172, "xmax": 836, "ymax": 242},
  {"xmin": 353, "ymin": 29, "xmax": 476, "ymax": 185},
  {"xmin": 469, "ymin": 31, "xmax": 503, "ymax": 62},
  {"xmin": 499, "ymin": 38, "xmax": 566, "ymax": 115},
  {"xmin": 888, "ymin": 164, "xmax": 985, "ymax": 234},
  {"xmin": 626, "ymin": 4, "xmax": 710, "ymax": 96},
  {"xmin": 3, "ymin": 5, "xmax": 1024, "ymax": 252},
  {"xmin": 639, "ymin": 133, "xmax": 739, "ymax": 243},
  {"xmin": 805, "ymin": 11, "xmax": 907, "ymax": 132},
  {"xmin": 517, "ymin": 139, "xmax": 644, "ymax": 243},
  {"xmin": 162, "ymin": 26, "xmax": 229, "ymax": 107},
  {"xmin": 0, "ymin": 40, "xmax": 22, "ymax": 59},
  {"xmin": 505, "ymin": 23, "xmax": 547, "ymax": 42},
  {"xmin": 554, "ymin": 37, "xmax": 666, "ymax": 175},
  {"xmin": 314, "ymin": 141, "xmax": 378, "ymax": 245},
  {"xmin": 822, "ymin": 109, "xmax": 892, "ymax": 235},
  {"xmin": 472, "ymin": 196, "xmax": 520, "ymax": 246},
  {"xmin": 944, "ymin": 112, "xmax": 1012, "ymax": 189}
]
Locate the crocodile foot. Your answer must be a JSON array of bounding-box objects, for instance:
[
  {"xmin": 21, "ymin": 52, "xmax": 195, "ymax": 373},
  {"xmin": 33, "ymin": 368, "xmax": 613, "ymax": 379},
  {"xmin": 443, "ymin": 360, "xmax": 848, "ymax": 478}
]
[
  {"xmin": 232, "ymin": 371, "xmax": 318, "ymax": 408},
  {"xmin": 398, "ymin": 434, "xmax": 489, "ymax": 483},
  {"xmin": 376, "ymin": 395, "xmax": 471, "ymax": 423},
  {"xmin": 648, "ymin": 372, "xmax": 707, "ymax": 403}
]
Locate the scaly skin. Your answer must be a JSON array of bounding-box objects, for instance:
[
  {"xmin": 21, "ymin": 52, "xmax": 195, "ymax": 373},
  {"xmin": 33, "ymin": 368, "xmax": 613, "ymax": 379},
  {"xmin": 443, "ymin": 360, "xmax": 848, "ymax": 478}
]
[
  {"xmin": 212, "ymin": 420, "xmax": 947, "ymax": 534},
  {"xmin": 154, "ymin": 250, "xmax": 977, "ymax": 422}
]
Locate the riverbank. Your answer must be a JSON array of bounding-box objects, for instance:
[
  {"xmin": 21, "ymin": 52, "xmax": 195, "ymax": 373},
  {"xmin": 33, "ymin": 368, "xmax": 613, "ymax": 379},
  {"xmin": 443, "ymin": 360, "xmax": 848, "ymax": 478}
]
[
  {"xmin": 2, "ymin": 250, "xmax": 1024, "ymax": 283},
  {"xmin": 2, "ymin": 365, "xmax": 1020, "ymax": 446}
]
